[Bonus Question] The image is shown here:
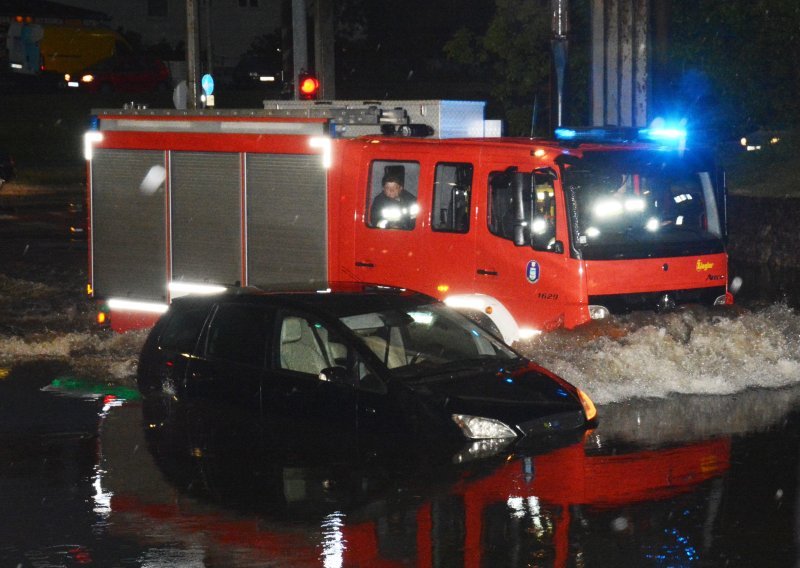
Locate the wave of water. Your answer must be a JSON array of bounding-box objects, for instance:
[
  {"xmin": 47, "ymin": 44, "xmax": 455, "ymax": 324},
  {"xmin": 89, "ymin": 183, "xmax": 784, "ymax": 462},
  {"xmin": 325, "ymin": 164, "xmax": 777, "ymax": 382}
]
[
  {"xmin": 2, "ymin": 269, "xmax": 800, "ymax": 402},
  {"xmin": 519, "ymin": 303, "xmax": 800, "ymax": 404}
]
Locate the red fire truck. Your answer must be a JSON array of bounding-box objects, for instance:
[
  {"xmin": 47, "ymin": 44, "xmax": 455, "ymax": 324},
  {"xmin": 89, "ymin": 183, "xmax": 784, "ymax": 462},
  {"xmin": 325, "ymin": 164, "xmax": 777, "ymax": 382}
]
[{"xmin": 84, "ymin": 100, "xmax": 731, "ymax": 339}]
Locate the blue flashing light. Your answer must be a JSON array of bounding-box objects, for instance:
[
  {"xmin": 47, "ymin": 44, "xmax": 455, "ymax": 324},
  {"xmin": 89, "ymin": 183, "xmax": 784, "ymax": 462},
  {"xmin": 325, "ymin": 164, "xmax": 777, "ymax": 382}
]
[
  {"xmin": 505, "ymin": 377, "xmax": 514, "ymax": 384},
  {"xmin": 638, "ymin": 126, "xmax": 687, "ymax": 143},
  {"xmin": 89, "ymin": 115, "xmax": 100, "ymax": 131},
  {"xmin": 554, "ymin": 127, "xmax": 577, "ymax": 139}
]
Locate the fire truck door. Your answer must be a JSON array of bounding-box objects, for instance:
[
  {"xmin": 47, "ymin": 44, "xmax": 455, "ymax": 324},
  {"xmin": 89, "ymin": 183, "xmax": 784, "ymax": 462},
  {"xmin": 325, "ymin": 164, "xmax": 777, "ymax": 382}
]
[
  {"xmin": 352, "ymin": 160, "xmax": 425, "ymax": 287},
  {"xmin": 474, "ymin": 166, "xmax": 572, "ymax": 332}
]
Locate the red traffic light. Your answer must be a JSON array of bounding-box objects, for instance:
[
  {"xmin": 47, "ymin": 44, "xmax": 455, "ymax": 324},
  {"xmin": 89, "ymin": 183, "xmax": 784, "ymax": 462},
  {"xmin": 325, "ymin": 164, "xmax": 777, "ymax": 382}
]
[{"xmin": 298, "ymin": 74, "xmax": 320, "ymax": 99}]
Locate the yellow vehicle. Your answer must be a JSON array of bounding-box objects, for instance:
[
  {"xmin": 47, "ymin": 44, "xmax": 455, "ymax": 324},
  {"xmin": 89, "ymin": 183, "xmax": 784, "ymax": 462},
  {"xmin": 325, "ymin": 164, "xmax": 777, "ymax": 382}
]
[{"xmin": 7, "ymin": 22, "xmax": 130, "ymax": 76}]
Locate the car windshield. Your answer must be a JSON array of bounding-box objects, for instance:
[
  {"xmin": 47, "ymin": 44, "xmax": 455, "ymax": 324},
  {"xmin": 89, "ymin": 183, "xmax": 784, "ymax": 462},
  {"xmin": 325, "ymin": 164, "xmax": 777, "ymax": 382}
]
[
  {"xmin": 339, "ymin": 303, "xmax": 518, "ymax": 378},
  {"xmin": 563, "ymin": 150, "xmax": 723, "ymax": 260}
]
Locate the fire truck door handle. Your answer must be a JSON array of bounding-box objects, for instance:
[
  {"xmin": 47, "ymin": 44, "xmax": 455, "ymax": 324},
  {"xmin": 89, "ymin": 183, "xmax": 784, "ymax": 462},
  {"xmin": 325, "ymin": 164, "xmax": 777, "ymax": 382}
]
[
  {"xmin": 356, "ymin": 261, "xmax": 374, "ymax": 268},
  {"xmin": 477, "ymin": 268, "xmax": 498, "ymax": 276}
]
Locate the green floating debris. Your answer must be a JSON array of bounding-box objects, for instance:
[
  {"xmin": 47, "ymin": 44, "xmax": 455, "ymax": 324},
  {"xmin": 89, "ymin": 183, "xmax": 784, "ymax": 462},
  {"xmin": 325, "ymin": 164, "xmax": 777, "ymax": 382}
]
[{"xmin": 49, "ymin": 376, "xmax": 141, "ymax": 401}]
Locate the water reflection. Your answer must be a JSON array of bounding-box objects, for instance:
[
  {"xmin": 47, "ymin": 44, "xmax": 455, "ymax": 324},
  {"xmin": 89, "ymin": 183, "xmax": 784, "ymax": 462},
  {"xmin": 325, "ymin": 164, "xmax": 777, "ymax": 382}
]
[
  {"xmin": 1, "ymin": 364, "xmax": 799, "ymax": 566},
  {"xmin": 95, "ymin": 391, "xmax": 777, "ymax": 566}
]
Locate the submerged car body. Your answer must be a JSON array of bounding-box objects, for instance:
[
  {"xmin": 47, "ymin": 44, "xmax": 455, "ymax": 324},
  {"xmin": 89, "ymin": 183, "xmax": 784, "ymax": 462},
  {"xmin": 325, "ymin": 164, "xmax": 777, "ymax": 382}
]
[{"xmin": 137, "ymin": 284, "xmax": 596, "ymax": 460}]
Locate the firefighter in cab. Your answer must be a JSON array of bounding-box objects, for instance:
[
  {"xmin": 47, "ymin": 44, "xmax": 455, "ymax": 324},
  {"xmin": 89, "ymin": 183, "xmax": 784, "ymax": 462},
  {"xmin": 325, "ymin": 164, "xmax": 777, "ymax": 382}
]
[{"xmin": 371, "ymin": 172, "xmax": 419, "ymax": 230}]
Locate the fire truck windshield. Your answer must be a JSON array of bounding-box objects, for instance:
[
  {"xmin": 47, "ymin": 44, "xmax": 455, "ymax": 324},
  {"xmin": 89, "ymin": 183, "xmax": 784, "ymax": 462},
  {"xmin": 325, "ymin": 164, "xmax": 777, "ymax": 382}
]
[{"xmin": 562, "ymin": 149, "xmax": 725, "ymax": 260}]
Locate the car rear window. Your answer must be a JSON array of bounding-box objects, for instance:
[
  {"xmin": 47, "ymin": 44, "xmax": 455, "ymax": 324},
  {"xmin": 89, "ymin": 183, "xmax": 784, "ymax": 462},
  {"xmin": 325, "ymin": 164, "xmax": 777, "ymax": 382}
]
[
  {"xmin": 158, "ymin": 308, "xmax": 208, "ymax": 353},
  {"xmin": 205, "ymin": 304, "xmax": 271, "ymax": 367}
]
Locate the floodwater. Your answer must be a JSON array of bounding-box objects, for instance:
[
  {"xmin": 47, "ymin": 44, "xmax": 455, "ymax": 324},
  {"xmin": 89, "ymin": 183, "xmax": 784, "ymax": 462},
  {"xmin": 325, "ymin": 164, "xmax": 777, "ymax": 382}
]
[{"xmin": 1, "ymin": 232, "xmax": 800, "ymax": 566}]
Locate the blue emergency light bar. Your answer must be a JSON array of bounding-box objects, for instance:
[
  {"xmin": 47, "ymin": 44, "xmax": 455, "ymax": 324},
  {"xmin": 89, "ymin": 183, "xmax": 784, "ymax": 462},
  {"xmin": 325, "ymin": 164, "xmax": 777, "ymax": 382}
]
[{"xmin": 554, "ymin": 125, "xmax": 687, "ymax": 145}]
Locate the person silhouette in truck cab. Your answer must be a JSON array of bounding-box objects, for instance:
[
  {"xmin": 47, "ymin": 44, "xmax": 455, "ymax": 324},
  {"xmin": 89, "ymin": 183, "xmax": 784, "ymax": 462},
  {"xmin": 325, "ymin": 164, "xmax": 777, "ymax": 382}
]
[{"xmin": 370, "ymin": 173, "xmax": 418, "ymax": 230}]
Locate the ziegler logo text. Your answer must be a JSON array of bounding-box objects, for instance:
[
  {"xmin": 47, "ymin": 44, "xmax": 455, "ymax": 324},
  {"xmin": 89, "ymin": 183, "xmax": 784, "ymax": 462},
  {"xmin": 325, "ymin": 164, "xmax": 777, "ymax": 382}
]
[{"xmin": 696, "ymin": 260, "xmax": 714, "ymax": 271}]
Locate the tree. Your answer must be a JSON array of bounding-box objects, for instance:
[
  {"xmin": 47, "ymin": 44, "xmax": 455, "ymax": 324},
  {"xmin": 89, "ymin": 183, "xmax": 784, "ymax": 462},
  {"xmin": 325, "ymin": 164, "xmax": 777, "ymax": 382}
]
[{"xmin": 444, "ymin": 0, "xmax": 590, "ymax": 135}]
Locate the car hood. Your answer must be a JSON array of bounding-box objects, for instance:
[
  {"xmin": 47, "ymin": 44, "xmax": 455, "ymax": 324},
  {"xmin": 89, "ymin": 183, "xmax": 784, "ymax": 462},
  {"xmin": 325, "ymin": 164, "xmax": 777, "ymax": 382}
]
[{"xmin": 407, "ymin": 361, "xmax": 587, "ymax": 435}]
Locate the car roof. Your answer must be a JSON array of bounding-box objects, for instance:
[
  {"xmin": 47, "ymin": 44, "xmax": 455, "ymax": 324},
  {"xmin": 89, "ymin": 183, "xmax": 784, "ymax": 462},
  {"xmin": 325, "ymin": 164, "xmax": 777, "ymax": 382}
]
[{"xmin": 169, "ymin": 282, "xmax": 438, "ymax": 319}]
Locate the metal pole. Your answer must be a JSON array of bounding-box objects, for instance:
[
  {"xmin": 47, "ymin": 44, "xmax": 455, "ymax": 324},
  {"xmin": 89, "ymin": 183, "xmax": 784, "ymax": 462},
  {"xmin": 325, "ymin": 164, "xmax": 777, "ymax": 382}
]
[
  {"xmin": 551, "ymin": 0, "xmax": 569, "ymax": 127},
  {"xmin": 186, "ymin": 0, "xmax": 200, "ymax": 109},
  {"xmin": 314, "ymin": 0, "xmax": 335, "ymax": 99},
  {"xmin": 292, "ymin": 0, "xmax": 308, "ymax": 100},
  {"xmin": 204, "ymin": 0, "xmax": 213, "ymax": 75}
]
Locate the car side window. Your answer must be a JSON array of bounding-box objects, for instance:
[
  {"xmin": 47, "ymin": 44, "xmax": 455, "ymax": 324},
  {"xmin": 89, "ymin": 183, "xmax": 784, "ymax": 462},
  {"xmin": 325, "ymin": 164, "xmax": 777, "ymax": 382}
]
[
  {"xmin": 277, "ymin": 314, "xmax": 339, "ymax": 376},
  {"xmin": 432, "ymin": 162, "xmax": 472, "ymax": 233},
  {"xmin": 366, "ymin": 160, "xmax": 420, "ymax": 230},
  {"xmin": 204, "ymin": 304, "xmax": 270, "ymax": 368},
  {"xmin": 158, "ymin": 307, "xmax": 209, "ymax": 354}
]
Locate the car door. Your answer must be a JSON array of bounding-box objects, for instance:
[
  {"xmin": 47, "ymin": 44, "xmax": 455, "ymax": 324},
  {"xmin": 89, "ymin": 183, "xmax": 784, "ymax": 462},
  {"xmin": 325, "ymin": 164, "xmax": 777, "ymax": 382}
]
[
  {"xmin": 475, "ymin": 163, "xmax": 575, "ymax": 332},
  {"xmin": 352, "ymin": 157, "xmax": 426, "ymax": 288},
  {"xmin": 183, "ymin": 302, "xmax": 272, "ymax": 417},
  {"xmin": 267, "ymin": 310, "xmax": 361, "ymax": 459}
]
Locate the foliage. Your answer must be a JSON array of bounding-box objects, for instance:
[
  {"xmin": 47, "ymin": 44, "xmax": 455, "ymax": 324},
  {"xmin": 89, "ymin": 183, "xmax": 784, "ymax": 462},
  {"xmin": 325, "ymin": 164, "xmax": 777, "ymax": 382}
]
[
  {"xmin": 444, "ymin": 0, "xmax": 590, "ymax": 136},
  {"xmin": 667, "ymin": 0, "xmax": 800, "ymax": 134}
]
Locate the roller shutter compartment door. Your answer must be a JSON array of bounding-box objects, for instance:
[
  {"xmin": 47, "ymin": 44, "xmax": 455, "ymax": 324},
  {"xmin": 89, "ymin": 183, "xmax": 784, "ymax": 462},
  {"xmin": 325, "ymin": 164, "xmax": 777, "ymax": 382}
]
[{"xmin": 246, "ymin": 154, "xmax": 328, "ymax": 286}]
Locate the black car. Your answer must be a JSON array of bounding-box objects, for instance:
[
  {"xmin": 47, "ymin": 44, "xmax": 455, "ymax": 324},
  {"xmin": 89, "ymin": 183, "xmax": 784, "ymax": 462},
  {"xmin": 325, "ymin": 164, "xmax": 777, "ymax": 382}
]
[{"xmin": 137, "ymin": 284, "xmax": 596, "ymax": 461}]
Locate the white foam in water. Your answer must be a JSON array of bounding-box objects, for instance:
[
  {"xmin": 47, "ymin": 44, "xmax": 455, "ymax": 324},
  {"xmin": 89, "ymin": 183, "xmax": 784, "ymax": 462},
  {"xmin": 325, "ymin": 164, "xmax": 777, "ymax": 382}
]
[
  {"xmin": 518, "ymin": 304, "xmax": 800, "ymax": 404},
  {"xmin": 1, "ymin": 273, "xmax": 799, "ymax": 403},
  {"xmin": 0, "ymin": 330, "xmax": 149, "ymax": 383}
]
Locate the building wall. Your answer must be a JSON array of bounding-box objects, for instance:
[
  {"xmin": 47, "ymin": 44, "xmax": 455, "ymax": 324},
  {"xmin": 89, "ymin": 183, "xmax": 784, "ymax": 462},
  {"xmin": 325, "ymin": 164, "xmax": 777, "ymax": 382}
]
[{"xmin": 56, "ymin": 0, "xmax": 281, "ymax": 68}]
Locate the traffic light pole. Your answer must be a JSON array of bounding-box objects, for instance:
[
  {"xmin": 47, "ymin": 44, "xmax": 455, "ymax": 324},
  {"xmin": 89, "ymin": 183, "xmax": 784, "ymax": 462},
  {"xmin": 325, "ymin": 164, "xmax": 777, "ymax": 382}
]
[
  {"xmin": 292, "ymin": 0, "xmax": 309, "ymax": 101},
  {"xmin": 186, "ymin": 0, "xmax": 200, "ymax": 109}
]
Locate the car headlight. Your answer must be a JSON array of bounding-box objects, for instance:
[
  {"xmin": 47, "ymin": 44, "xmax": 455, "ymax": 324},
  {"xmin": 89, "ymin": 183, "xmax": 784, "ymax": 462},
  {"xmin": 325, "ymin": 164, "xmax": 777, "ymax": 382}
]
[{"xmin": 451, "ymin": 414, "xmax": 517, "ymax": 440}]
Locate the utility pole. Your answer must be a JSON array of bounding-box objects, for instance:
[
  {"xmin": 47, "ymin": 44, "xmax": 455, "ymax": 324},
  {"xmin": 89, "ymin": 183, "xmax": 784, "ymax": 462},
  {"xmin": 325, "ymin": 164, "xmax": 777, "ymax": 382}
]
[
  {"xmin": 186, "ymin": 0, "xmax": 200, "ymax": 109},
  {"xmin": 292, "ymin": 0, "xmax": 308, "ymax": 100},
  {"xmin": 551, "ymin": 0, "xmax": 569, "ymax": 127},
  {"xmin": 314, "ymin": 0, "xmax": 335, "ymax": 99}
]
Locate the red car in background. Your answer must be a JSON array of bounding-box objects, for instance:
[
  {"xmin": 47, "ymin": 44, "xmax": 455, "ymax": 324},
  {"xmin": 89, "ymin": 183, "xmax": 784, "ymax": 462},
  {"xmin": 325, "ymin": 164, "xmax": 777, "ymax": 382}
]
[{"xmin": 64, "ymin": 54, "xmax": 170, "ymax": 93}]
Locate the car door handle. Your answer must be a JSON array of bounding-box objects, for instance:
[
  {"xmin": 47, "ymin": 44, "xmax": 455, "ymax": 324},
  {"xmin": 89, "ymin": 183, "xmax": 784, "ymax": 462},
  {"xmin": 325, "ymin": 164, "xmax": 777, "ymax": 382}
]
[
  {"xmin": 356, "ymin": 261, "xmax": 375, "ymax": 268},
  {"xmin": 477, "ymin": 268, "xmax": 498, "ymax": 276}
]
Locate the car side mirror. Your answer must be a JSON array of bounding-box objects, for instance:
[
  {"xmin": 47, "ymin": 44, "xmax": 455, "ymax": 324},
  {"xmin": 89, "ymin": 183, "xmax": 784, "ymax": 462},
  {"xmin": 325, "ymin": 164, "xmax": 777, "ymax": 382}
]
[{"xmin": 319, "ymin": 366, "xmax": 350, "ymax": 384}]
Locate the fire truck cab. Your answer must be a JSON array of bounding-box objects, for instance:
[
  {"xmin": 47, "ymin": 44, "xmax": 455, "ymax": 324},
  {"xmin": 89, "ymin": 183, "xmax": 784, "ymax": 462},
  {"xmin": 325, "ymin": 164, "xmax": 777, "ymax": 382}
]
[{"xmin": 85, "ymin": 100, "xmax": 730, "ymax": 340}]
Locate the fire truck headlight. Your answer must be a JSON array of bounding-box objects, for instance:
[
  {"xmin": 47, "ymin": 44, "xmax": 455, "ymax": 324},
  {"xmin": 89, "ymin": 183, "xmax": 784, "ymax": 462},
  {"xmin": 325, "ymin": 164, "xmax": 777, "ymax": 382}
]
[
  {"xmin": 588, "ymin": 305, "xmax": 610, "ymax": 320},
  {"xmin": 624, "ymin": 197, "xmax": 645, "ymax": 212},
  {"xmin": 593, "ymin": 198, "xmax": 623, "ymax": 219},
  {"xmin": 81, "ymin": 74, "xmax": 94, "ymax": 83}
]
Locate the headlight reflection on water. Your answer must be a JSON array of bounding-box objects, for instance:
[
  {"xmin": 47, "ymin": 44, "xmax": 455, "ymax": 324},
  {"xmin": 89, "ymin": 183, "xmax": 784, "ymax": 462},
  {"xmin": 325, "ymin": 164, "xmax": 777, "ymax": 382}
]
[{"xmin": 320, "ymin": 511, "xmax": 346, "ymax": 568}]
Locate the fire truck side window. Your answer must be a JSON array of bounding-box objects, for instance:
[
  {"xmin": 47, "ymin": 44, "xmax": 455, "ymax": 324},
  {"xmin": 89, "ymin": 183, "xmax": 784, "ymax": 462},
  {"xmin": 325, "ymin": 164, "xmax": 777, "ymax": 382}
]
[
  {"xmin": 432, "ymin": 163, "xmax": 473, "ymax": 233},
  {"xmin": 488, "ymin": 170, "xmax": 558, "ymax": 251},
  {"xmin": 367, "ymin": 161, "xmax": 420, "ymax": 230},
  {"xmin": 488, "ymin": 171, "xmax": 519, "ymax": 240}
]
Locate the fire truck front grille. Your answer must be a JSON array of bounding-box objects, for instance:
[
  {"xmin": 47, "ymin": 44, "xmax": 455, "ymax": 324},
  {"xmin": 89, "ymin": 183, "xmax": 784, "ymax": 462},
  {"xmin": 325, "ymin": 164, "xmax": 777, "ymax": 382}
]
[{"xmin": 589, "ymin": 285, "xmax": 726, "ymax": 314}]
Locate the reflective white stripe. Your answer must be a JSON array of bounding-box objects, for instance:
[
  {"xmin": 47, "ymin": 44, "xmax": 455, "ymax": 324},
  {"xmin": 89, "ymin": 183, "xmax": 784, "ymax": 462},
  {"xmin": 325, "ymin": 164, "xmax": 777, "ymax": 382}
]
[
  {"xmin": 309, "ymin": 136, "xmax": 332, "ymax": 168},
  {"xmin": 83, "ymin": 131, "xmax": 104, "ymax": 161},
  {"xmin": 168, "ymin": 281, "xmax": 227, "ymax": 298},
  {"xmin": 107, "ymin": 298, "xmax": 169, "ymax": 314}
]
